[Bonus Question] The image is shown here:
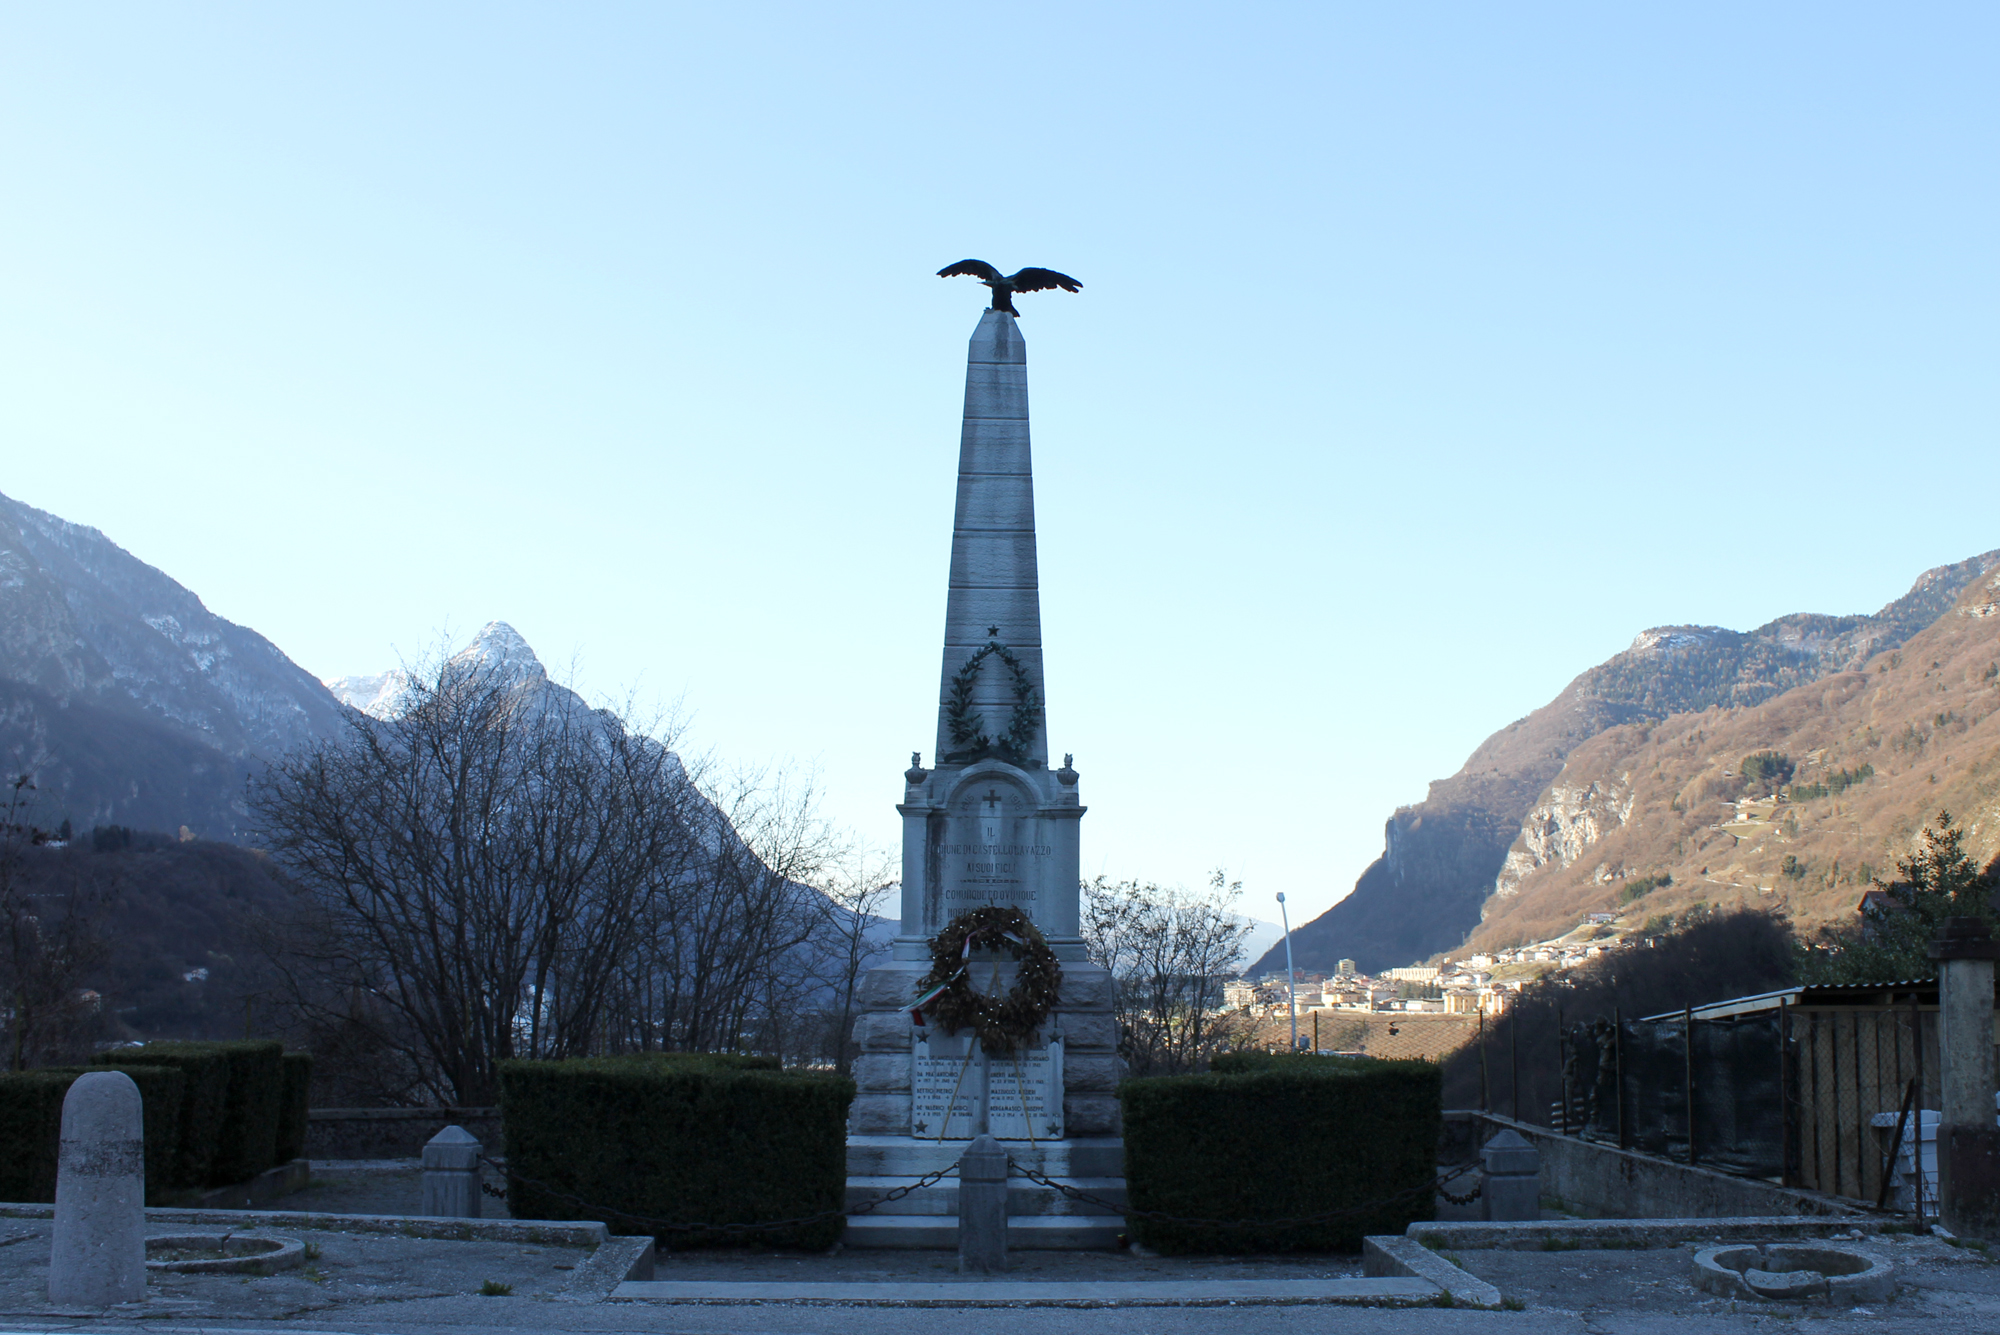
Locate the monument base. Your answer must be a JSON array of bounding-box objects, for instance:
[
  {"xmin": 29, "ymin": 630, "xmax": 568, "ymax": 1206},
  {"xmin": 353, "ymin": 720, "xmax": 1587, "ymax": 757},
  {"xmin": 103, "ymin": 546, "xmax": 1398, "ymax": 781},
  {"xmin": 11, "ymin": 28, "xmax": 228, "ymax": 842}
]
[
  {"xmin": 844, "ymin": 1135, "xmax": 1125, "ymax": 1249},
  {"xmin": 844, "ymin": 948, "xmax": 1126, "ymax": 1248}
]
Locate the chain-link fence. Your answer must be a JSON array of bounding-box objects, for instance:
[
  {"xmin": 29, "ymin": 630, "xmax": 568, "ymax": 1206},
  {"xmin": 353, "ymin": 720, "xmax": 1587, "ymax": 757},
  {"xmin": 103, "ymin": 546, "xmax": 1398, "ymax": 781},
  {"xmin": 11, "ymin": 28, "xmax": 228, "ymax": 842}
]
[{"xmin": 1787, "ymin": 1004, "xmax": 1938, "ymax": 1207}]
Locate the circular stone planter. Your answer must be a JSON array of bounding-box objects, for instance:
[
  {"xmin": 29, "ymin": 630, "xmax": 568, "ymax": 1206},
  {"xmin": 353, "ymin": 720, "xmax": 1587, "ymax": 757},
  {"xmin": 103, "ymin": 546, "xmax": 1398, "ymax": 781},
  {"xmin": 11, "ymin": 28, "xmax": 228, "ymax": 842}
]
[
  {"xmin": 145, "ymin": 1233, "xmax": 306, "ymax": 1275},
  {"xmin": 1691, "ymin": 1244, "xmax": 1894, "ymax": 1303}
]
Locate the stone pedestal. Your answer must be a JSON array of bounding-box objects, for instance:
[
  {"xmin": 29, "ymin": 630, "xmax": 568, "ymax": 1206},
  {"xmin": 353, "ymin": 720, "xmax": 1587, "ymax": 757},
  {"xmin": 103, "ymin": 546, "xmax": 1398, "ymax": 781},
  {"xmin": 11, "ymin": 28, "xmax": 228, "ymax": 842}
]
[
  {"xmin": 957, "ymin": 1135, "xmax": 1009, "ymax": 1273},
  {"xmin": 50, "ymin": 1071, "xmax": 146, "ymax": 1307},
  {"xmin": 1930, "ymin": 917, "xmax": 2000, "ymax": 1239},
  {"xmin": 420, "ymin": 1125, "xmax": 482, "ymax": 1219},
  {"xmin": 1479, "ymin": 1128, "xmax": 1542, "ymax": 1222}
]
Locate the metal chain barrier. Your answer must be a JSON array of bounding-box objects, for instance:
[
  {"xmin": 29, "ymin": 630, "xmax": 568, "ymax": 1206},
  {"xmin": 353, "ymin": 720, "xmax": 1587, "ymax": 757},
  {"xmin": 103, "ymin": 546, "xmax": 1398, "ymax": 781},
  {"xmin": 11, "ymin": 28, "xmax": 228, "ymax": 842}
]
[
  {"xmin": 1435, "ymin": 1167, "xmax": 1483, "ymax": 1207},
  {"xmin": 1004, "ymin": 1155, "xmax": 1483, "ymax": 1229},
  {"xmin": 475, "ymin": 1154, "xmax": 956, "ymax": 1235}
]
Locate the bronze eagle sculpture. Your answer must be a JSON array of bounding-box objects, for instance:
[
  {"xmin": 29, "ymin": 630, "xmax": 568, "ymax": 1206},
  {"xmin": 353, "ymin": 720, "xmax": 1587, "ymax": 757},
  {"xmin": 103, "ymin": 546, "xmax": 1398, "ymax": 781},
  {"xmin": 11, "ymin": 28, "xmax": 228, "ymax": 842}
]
[{"xmin": 938, "ymin": 260, "xmax": 1081, "ymax": 316}]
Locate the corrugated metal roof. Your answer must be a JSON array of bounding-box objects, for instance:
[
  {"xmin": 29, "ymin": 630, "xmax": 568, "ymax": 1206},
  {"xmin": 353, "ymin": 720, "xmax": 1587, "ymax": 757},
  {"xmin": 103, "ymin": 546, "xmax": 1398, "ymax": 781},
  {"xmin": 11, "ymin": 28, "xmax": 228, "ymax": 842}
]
[{"xmin": 1640, "ymin": 979, "xmax": 1954, "ymax": 1022}]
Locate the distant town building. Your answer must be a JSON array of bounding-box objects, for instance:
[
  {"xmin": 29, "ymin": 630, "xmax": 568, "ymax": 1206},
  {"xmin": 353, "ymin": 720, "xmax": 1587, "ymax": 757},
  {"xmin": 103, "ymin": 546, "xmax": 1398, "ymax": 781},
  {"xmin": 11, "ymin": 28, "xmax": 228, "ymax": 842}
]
[
  {"xmin": 1336, "ymin": 959, "xmax": 1357, "ymax": 978},
  {"xmin": 1385, "ymin": 966, "xmax": 1440, "ymax": 983}
]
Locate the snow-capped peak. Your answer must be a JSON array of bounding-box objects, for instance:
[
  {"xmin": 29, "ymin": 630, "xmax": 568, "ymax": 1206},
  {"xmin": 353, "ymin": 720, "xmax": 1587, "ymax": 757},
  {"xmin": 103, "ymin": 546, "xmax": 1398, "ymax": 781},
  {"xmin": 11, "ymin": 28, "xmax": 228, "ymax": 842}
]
[
  {"xmin": 325, "ymin": 622, "xmax": 549, "ymax": 721},
  {"xmin": 323, "ymin": 670, "xmax": 413, "ymax": 720},
  {"xmin": 455, "ymin": 621, "xmax": 546, "ymax": 684}
]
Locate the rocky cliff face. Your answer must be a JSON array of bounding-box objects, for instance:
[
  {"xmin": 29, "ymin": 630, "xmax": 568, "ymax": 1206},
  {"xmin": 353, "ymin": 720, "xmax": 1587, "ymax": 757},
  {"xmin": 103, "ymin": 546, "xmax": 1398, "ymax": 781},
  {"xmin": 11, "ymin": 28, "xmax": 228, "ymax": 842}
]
[
  {"xmin": 0, "ymin": 490, "xmax": 348, "ymax": 837},
  {"xmin": 1255, "ymin": 549, "xmax": 2000, "ymax": 976},
  {"xmin": 1469, "ymin": 565, "xmax": 2000, "ymax": 948},
  {"xmin": 1492, "ymin": 777, "xmax": 1639, "ymax": 899}
]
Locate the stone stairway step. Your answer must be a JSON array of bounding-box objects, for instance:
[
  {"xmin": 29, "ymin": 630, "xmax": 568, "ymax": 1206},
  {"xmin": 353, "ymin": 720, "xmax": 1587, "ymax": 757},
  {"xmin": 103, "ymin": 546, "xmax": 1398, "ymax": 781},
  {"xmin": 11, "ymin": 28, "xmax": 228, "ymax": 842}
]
[
  {"xmin": 843, "ymin": 1213, "xmax": 1124, "ymax": 1250},
  {"xmin": 845, "ymin": 1134, "xmax": 1125, "ymax": 1179},
  {"xmin": 845, "ymin": 1176, "xmax": 1128, "ymax": 1218}
]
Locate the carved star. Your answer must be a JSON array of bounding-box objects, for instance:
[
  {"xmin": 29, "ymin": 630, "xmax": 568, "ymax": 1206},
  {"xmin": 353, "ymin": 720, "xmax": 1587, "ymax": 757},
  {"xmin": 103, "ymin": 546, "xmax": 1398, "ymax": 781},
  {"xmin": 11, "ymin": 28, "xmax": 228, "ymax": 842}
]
[
  {"xmin": 913, "ymin": 1120, "xmax": 929, "ymax": 1135},
  {"xmin": 987, "ymin": 625, "xmax": 1000, "ymax": 638}
]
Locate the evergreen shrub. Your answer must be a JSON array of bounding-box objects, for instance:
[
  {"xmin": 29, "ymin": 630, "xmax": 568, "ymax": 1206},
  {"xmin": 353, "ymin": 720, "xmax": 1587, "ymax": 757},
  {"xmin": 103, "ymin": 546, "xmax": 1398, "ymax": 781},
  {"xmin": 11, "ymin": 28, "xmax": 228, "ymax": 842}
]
[
  {"xmin": 277, "ymin": 1052, "xmax": 314, "ymax": 1164},
  {"xmin": 499, "ymin": 1053, "xmax": 854, "ymax": 1250},
  {"xmin": 96, "ymin": 1040, "xmax": 284, "ymax": 1186},
  {"xmin": 0, "ymin": 1066, "xmax": 185, "ymax": 1203},
  {"xmin": 1120, "ymin": 1052, "xmax": 1441, "ymax": 1253}
]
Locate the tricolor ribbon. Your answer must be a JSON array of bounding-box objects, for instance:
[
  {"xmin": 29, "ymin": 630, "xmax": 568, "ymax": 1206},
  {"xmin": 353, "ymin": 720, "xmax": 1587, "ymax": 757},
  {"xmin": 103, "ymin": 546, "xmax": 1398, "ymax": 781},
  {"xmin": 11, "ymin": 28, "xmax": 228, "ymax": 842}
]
[{"xmin": 908, "ymin": 979, "xmax": 952, "ymax": 1024}]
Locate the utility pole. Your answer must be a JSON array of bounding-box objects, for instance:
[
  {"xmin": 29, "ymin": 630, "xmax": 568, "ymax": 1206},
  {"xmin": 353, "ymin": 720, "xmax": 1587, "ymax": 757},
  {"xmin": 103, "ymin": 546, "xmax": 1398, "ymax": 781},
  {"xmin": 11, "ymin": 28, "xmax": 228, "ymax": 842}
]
[{"xmin": 1276, "ymin": 892, "xmax": 1297, "ymax": 1052}]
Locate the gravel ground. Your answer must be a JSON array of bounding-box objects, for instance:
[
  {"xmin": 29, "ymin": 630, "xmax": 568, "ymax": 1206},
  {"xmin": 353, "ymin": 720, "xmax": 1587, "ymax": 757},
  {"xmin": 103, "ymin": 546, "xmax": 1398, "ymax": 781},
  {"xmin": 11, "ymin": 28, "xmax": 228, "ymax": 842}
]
[
  {"xmin": 1451, "ymin": 1231, "xmax": 2000, "ymax": 1321},
  {"xmin": 0, "ymin": 1217, "xmax": 588, "ymax": 1321}
]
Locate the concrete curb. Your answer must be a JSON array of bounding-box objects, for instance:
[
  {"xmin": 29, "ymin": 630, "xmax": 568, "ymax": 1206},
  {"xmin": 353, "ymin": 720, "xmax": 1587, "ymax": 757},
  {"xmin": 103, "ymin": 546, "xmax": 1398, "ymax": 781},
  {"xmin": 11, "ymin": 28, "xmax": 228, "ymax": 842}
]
[
  {"xmin": 1408, "ymin": 1217, "xmax": 1884, "ymax": 1251},
  {"xmin": 0, "ymin": 1202, "xmax": 607, "ymax": 1248},
  {"xmin": 609, "ymin": 1276, "xmax": 1442, "ymax": 1307},
  {"xmin": 559, "ymin": 1235, "xmax": 656, "ymax": 1302},
  {"xmin": 1363, "ymin": 1235, "xmax": 1506, "ymax": 1309}
]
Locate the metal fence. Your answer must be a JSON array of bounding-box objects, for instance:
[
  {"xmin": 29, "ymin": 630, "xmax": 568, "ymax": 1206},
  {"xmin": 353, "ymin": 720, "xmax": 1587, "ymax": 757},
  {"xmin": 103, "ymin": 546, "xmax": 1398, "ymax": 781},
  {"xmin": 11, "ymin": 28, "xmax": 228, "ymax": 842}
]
[
  {"xmin": 1564, "ymin": 1011, "xmax": 1786, "ymax": 1177},
  {"xmin": 1562, "ymin": 993, "xmax": 1955, "ymax": 1210}
]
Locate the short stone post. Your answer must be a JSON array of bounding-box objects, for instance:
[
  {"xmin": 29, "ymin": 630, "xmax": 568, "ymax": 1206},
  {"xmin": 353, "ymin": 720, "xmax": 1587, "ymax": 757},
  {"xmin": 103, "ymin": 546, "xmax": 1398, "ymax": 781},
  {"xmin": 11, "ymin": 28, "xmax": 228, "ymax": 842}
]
[
  {"xmin": 50, "ymin": 1070, "xmax": 147, "ymax": 1307},
  {"xmin": 421, "ymin": 1125, "xmax": 482, "ymax": 1219},
  {"xmin": 1930, "ymin": 917, "xmax": 2000, "ymax": 1238},
  {"xmin": 1480, "ymin": 1128, "xmax": 1542, "ymax": 1222},
  {"xmin": 957, "ymin": 1134, "xmax": 1008, "ymax": 1273}
]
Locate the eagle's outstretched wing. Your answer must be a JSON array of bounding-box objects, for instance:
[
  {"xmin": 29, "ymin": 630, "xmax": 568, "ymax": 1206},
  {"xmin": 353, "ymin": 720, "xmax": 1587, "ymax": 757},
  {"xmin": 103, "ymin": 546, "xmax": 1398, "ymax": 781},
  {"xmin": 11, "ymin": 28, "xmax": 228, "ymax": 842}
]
[
  {"xmin": 938, "ymin": 260, "xmax": 1003, "ymax": 281},
  {"xmin": 1006, "ymin": 268, "xmax": 1081, "ymax": 293}
]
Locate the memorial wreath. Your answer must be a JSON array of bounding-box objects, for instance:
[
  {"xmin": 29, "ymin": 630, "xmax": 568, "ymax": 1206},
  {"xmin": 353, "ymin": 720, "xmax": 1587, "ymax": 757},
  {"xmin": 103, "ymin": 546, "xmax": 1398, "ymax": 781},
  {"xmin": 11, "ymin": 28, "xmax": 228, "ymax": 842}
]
[{"xmin": 912, "ymin": 905, "xmax": 1062, "ymax": 1054}]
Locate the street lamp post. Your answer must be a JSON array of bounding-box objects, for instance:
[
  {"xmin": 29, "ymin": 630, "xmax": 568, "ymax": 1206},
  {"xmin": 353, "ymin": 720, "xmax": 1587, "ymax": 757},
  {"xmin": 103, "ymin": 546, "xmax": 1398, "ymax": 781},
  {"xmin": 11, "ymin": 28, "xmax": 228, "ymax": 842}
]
[{"xmin": 1276, "ymin": 892, "xmax": 1298, "ymax": 1052}]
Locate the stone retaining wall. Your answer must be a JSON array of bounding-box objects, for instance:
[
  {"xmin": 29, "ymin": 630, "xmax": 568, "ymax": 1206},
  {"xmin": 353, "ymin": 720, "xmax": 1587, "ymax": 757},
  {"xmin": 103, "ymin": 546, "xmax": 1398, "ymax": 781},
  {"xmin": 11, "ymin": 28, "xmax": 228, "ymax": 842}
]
[
  {"xmin": 305, "ymin": 1107, "xmax": 503, "ymax": 1160},
  {"xmin": 1450, "ymin": 1112, "xmax": 1862, "ymax": 1220}
]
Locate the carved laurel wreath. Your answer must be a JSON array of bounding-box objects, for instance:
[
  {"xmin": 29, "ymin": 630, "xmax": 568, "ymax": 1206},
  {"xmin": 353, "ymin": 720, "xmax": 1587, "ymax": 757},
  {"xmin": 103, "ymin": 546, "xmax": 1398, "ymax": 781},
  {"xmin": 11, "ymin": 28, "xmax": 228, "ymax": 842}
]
[
  {"xmin": 943, "ymin": 640, "xmax": 1040, "ymax": 765},
  {"xmin": 916, "ymin": 905, "xmax": 1062, "ymax": 1054}
]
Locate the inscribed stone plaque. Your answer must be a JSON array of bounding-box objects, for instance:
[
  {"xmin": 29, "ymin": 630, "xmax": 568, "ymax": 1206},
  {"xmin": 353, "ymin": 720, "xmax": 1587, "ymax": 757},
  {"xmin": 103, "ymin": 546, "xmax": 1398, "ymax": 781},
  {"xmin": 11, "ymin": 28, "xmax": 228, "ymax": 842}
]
[
  {"xmin": 911, "ymin": 1036, "xmax": 1063, "ymax": 1140},
  {"xmin": 933, "ymin": 781, "xmax": 1051, "ymax": 927}
]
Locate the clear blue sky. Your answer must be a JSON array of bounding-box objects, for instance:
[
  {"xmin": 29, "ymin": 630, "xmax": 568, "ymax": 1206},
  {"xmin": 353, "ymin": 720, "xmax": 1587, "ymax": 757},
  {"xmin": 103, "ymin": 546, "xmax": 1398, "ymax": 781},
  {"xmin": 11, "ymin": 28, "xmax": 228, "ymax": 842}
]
[{"xmin": 4, "ymin": 5, "xmax": 1995, "ymax": 925}]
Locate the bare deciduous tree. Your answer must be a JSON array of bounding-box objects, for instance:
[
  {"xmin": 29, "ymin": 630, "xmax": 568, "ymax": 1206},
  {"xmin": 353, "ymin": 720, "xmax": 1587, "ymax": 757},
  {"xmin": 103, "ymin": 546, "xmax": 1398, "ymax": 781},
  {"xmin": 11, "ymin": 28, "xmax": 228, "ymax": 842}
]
[
  {"xmin": 255, "ymin": 653, "xmax": 721, "ymax": 1103},
  {"xmin": 1, "ymin": 772, "xmax": 109, "ymax": 1069},
  {"xmin": 1083, "ymin": 869, "xmax": 1253, "ymax": 1076},
  {"xmin": 800, "ymin": 845, "xmax": 896, "ymax": 1074},
  {"xmin": 255, "ymin": 649, "xmax": 867, "ymax": 1101}
]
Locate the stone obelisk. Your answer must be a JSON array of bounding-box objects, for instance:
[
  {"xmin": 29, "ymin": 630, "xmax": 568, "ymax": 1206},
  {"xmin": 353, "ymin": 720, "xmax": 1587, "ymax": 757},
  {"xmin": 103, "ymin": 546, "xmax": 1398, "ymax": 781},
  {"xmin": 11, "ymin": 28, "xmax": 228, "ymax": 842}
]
[{"xmin": 842, "ymin": 309, "xmax": 1124, "ymax": 1248}]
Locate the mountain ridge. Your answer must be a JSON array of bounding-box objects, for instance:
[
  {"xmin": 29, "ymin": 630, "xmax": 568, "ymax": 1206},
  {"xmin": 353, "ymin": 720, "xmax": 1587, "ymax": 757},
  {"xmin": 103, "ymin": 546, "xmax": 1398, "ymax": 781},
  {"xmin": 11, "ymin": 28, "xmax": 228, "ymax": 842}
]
[
  {"xmin": 1256, "ymin": 549, "xmax": 2000, "ymax": 976},
  {"xmin": 0, "ymin": 490, "xmax": 349, "ymax": 837}
]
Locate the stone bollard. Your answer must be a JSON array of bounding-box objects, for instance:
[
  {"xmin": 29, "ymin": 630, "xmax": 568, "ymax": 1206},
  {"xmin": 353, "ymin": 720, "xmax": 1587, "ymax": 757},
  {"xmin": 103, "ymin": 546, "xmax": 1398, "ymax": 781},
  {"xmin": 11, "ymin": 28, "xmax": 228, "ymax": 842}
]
[
  {"xmin": 1930, "ymin": 917, "xmax": 2000, "ymax": 1238},
  {"xmin": 421, "ymin": 1125, "xmax": 483, "ymax": 1219},
  {"xmin": 1480, "ymin": 1128, "xmax": 1542, "ymax": 1222},
  {"xmin": 50, "ymin": 1070, "xmax": 147, "ymax": 1307},
  {"xmin": 957, "ymin": 1134, "xmax": 1008, "ymax": 1273}
]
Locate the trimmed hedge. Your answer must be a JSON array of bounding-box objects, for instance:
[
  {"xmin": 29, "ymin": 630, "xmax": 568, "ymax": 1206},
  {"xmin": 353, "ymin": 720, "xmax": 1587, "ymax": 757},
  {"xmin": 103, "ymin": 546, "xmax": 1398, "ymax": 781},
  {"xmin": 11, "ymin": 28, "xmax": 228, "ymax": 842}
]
[
  {"xmin": 1119, "ymin": 1052, "xmax": 1442, "ymax": 1253},
  {"xmin": 499, "ymin": 1053, "xmax": 854, "ymax": 1250},
  {"xmin": 95, "ymin": 1040, "xmax": 284, "ymax": 1187},
  {"xmin": 0, "ymin": 1066, "xmax": 186, "ymax": 1204},
  {"xmin": 276, "ymin": 1052, "xmax": 314, "ymax": 1164}
]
